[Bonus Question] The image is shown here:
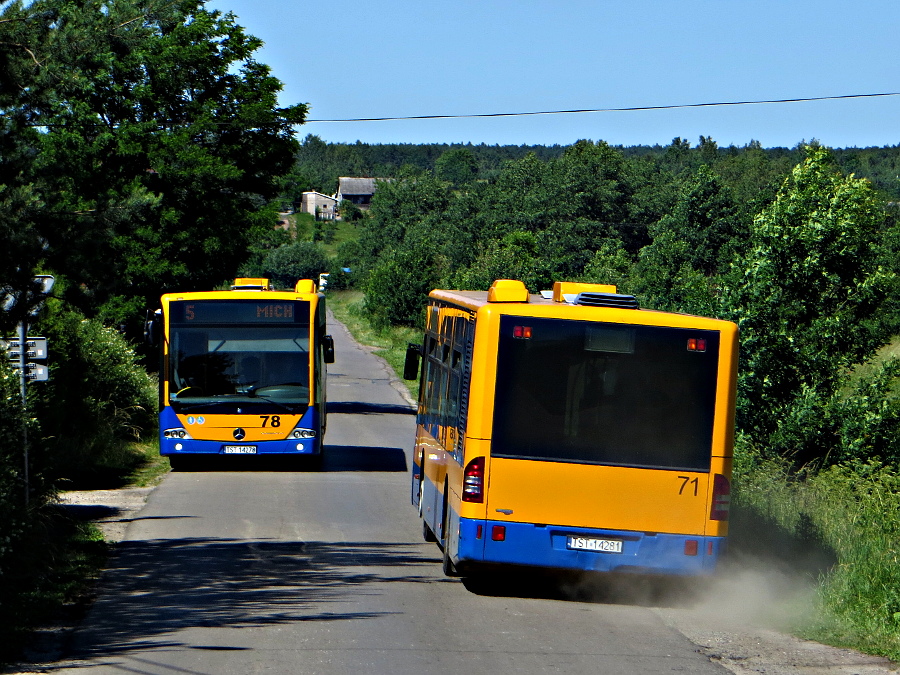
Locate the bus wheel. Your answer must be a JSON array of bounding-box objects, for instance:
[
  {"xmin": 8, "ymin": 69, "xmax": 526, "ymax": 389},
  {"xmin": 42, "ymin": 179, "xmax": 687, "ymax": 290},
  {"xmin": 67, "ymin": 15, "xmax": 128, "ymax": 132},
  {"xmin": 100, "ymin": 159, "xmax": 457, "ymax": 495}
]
[
  {"xmin": 422, "ymin": 518, "xmax": 437, "ymax": 543},
  {"xmin": 441, "ymin": 509, "xmax": 461, "ymax": 577}
]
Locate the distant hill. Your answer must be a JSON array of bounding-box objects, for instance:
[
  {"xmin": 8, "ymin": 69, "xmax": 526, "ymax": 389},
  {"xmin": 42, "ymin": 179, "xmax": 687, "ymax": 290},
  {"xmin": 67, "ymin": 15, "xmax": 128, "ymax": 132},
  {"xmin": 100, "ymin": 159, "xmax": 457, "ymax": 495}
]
[{"xmin": 292, "ymin": 134, "xmax": 900, "ymax": 201}]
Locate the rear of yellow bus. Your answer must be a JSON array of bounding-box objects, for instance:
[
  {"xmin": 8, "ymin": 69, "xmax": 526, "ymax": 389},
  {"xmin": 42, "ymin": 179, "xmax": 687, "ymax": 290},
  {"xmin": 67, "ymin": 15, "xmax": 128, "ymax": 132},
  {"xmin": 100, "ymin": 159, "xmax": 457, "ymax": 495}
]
[{"xmin": 449, "ymin": 290, "xmax": 737, "ymax": 576}]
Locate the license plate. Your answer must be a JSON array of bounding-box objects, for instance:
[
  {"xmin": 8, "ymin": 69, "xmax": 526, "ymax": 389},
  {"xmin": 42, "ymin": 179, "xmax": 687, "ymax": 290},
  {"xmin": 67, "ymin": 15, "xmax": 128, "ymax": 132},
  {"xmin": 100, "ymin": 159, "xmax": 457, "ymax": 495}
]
[
  {"xmin": 223, "ymin": 445, "xmax": 257, "ymax": 454},
  {"xmin": 566, "ymin": 536, "xmax": 623, "ymax": 553}
]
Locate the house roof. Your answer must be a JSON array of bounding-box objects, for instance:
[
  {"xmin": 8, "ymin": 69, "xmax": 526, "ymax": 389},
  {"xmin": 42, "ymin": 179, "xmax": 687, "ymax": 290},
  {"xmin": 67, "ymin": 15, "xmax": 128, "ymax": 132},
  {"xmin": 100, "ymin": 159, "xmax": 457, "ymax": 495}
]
[
  {"xmin": 338, "ymin": 177, "xmax": 378, "ymax": 196},
  {"xmin": 302, "ymin": 191, "xmax": 337, "ymax": 202}
]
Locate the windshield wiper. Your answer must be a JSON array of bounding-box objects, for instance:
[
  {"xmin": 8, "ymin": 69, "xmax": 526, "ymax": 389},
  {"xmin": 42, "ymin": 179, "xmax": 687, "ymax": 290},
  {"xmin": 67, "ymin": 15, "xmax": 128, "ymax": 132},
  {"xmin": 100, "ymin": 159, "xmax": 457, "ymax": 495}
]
[
  {"xmin": 244, "ymin": 394, "xmax": 304, "ymax": 414},
  {"xmin": 169, "ymin": 399, "xmax": 234, "ymax": 411}
]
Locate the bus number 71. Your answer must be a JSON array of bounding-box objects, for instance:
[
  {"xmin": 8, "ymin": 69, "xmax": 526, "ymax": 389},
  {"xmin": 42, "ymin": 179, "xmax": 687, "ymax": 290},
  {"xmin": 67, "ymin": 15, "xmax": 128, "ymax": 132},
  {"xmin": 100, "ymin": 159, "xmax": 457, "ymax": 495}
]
[{"xmin": 678, "ymin": 476, "xmax": 698, "ymax": 496}]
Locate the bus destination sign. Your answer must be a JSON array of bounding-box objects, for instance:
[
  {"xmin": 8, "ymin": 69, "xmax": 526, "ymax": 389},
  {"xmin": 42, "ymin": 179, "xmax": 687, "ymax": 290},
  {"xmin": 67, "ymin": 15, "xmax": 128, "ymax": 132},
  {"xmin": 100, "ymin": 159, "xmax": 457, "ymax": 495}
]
[{"xmin": 169, "ymin": 300, "xmax": 306, "ymax": 324}]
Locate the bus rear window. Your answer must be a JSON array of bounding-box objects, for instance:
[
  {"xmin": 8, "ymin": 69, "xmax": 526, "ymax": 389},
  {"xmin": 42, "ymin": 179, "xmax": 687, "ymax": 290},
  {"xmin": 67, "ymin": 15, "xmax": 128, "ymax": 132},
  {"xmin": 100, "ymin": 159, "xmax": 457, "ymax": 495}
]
[{"xmin": 491, "ymin": 316, "xmax": 719, "ymax": 471}]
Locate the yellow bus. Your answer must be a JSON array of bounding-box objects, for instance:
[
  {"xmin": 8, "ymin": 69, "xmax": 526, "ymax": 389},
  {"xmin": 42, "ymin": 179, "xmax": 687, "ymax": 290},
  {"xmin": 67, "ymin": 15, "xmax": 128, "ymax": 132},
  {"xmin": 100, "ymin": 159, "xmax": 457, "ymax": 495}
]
[
  {"xmin": 147, "ymin": 278, "xmax": 334, "ymax": 468},
  {"xmin": 404, "ymin": 279, "xmax": 737, "ymax": 577}
]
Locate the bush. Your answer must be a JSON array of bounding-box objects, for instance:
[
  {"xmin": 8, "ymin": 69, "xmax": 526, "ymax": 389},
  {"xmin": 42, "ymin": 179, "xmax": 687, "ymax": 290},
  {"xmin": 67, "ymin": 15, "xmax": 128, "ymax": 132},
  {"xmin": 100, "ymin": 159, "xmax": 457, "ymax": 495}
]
[
  {"xmin": 260, "ymin": 241, "xmax": 329, "ymax": 289},
  {"xmin": 32, "ymin": 307, "xmax": 157, "ymax": 484},
  {"xmin": 364, "ymin": 244, "xmax": 442, "ymax": 328},
  {"xmin": 734, "ymin": 449, "xmax": 900, "ymax": 659},
  {"xmin": 0, "ymin": 360, "xmax": 39, "ymax": 575}
]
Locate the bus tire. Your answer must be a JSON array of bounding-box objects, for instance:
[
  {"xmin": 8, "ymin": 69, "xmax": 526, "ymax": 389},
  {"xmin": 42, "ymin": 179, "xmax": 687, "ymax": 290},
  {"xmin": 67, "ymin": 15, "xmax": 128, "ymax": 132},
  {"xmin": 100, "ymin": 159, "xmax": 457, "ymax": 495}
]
[{"xmin": 423, "ymin": 518, "xmax": 437, "ymax": 543}]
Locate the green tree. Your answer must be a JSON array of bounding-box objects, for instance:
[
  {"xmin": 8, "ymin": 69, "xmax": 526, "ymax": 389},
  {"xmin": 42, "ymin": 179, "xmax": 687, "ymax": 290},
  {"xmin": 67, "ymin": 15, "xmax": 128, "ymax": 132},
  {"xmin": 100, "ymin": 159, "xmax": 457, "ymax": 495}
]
[
  {"xmin": 722, "ymin": 147, "xmax": 894, "ymax": 461},
  {"xmin": 579, "ymin": 239, "xmax": 634, "ymax": 291},
  {"xmin": 634, "ymin": 165, "xmax": 746, "ymax": 314},
  {"xmin": 451, "ymin": 231, "xmax": 549, "ymax": 292},
  {"xmin": 364, "ymin": 242, "xmax": 444, "ymax": 328},
  {"xmin": 435, "ymin": 147, "xmax": 478, "ymax": 187},
  {"xmin": 338, "ymin": 199, "xmax": 364, "ymax": 223},
  {"xmin": 354, "ymin": 170, "xmax": 452, "ymax": 275},
  {"xmin": 261, "ymin": 241, "xmax": 329, "ymax": 288},
  {"xmin": 0, "ymin": 0, "xmax": 307, "ymax": 326}
]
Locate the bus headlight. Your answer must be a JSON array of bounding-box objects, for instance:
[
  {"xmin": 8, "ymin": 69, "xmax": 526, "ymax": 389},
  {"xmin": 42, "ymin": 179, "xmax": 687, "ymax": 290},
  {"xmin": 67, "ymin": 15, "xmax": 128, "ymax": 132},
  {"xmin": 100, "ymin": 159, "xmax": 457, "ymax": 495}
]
[
  {"xmin": 163, "ymin": 428, "xmax": 193, "ymax": 439},
  {"xmin": 291, "ymin": 428, "xmax": 316, "ymax": 439}
]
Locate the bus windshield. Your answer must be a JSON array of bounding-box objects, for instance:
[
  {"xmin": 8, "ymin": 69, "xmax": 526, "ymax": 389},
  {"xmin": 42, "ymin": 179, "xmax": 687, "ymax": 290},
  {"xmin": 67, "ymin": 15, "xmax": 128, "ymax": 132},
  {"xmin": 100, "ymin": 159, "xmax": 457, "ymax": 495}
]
[
  {"xmin": 492, "ymin": 316, "xmax": 719, "ymax": 471},
  {"xmin": 168, "ymin": 325, "xmax": 310, "ymax": 413}
]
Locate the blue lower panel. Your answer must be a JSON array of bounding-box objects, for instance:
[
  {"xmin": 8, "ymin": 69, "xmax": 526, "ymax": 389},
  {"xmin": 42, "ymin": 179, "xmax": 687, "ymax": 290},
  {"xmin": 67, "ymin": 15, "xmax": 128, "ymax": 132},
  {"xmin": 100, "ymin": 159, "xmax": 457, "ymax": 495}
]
[
  {"xmin": 159, "ymin": 407, "xmax": 322, "ymax": 456},
  {"xmin": 456, "ymin": 518, "xmax": 725, "ymax": 576},
  {"xmin": 161, "ymin": 437, "xmax": 321, "ymax": 456}
]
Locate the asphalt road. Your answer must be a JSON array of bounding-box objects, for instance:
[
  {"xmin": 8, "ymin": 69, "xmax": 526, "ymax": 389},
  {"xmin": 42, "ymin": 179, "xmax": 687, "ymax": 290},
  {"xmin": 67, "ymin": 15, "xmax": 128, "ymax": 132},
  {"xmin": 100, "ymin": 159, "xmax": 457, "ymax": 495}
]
[{"xmin": 43, "ymin": 314, "xmax": 732, "ymax": 675}]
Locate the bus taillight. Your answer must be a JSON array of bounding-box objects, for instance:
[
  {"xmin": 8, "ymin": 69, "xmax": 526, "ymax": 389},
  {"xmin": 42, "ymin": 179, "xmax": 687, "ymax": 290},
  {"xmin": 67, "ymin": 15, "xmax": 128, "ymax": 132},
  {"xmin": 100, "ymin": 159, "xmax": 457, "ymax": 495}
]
[
  {"xmin": 513, "ymin": 325, "xmax": 532, "ymax": 339},
  {"xmin": 462, "ymin": 457, "xmax": 485, "ymax": 502},
  {"xmin": 710, "ymin": 473, "xmax": 731, "ymax": 520},
  {"xmin": 687, "ymin": 337, "xmax": 707, "ymax": 352}
]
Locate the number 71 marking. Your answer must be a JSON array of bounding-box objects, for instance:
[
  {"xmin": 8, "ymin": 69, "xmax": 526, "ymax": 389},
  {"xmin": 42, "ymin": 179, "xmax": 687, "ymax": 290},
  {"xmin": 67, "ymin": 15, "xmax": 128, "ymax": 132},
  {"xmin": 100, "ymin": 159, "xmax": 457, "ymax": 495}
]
[{"xmin": 678, "ymin": 476, "xmax": 699, "ymax": 496}]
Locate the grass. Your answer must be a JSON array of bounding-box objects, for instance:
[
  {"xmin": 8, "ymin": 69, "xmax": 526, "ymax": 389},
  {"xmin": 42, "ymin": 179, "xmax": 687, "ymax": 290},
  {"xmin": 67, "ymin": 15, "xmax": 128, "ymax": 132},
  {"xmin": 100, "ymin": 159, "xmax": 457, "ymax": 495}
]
[
  {"xmin": 733, "ymin": 447, "xmax": 900, "ymax": 660},
  {"xmin": 281, "ymin": 212, "xmax": 362, "ymax": 258},
  {"xmin": 123, "ymin": 439, "xmax": 170, "ymax": 487},
  {"xmin": 56, "ymin": 438, "xmax": 170, "ymax": 491},
  {"xmin": 327, "ymin": 289, "xmax": 421, "ymax": 402}
]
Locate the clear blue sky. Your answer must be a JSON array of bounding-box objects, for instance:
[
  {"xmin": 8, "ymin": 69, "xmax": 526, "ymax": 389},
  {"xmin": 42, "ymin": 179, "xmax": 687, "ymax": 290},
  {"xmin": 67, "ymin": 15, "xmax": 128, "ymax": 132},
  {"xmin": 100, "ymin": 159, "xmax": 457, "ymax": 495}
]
[{"xmin": 207, "ymin": 0, "xmax": 899, "ymax": 149}]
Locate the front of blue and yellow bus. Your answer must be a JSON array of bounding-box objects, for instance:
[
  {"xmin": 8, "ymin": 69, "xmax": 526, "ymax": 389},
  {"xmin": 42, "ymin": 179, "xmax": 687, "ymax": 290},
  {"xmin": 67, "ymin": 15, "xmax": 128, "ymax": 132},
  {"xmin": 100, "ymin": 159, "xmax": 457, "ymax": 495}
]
[{"xmin": 159, "ymin": 295, "xmax": 324, "ymax": 460}]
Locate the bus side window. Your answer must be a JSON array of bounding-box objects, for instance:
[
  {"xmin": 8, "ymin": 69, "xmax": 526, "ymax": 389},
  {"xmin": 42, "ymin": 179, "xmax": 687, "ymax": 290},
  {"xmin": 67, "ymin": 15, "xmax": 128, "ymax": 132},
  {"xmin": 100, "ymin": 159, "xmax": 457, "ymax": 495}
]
[
  {"xmin": 422, "ymin": 339, "xmax": 443, "ymax": 436},
  {"xmin": 447, "ymin": 369, "xmax": 462, "ymax": 460}
]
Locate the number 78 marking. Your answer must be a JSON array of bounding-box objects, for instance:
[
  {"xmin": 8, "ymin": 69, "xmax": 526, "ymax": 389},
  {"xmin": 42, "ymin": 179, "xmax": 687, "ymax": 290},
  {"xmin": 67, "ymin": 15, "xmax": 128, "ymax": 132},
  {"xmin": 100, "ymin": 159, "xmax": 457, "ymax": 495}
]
[{"xmin": 678, "ymin": 476, "xmax": 699, "ymax": 496}]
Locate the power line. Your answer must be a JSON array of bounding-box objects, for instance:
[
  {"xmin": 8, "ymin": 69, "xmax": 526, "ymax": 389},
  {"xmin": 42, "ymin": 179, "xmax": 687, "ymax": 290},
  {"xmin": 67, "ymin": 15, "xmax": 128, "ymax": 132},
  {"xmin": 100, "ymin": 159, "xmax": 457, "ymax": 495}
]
[{"xmin": 306, "ymin": 92, "xmax": 900, "ymax": 123}]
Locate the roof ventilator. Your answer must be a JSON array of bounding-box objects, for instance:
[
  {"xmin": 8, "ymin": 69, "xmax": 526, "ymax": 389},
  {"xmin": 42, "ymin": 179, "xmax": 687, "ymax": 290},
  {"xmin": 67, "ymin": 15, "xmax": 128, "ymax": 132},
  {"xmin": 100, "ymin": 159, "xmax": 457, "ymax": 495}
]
[{"xmin": 573, "ymin": 292, "xmax": 639, "ymax": 309}]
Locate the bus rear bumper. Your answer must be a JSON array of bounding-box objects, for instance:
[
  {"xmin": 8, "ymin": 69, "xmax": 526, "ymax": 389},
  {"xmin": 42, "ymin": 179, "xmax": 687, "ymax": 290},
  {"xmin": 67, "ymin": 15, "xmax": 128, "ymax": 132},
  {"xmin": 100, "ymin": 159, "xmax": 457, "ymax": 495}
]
[{"xmin": 456, "ymin": 518, "xmax": 725, "ymax": 576}]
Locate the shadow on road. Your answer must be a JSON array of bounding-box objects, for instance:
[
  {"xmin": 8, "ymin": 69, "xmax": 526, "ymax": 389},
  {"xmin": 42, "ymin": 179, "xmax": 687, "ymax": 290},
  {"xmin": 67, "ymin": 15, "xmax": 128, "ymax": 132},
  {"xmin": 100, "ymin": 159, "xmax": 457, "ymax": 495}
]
[
  {"xmin": 327, "ymin": 401, "xmax": 415, "ymax": 415},
  {"xmin": 57, "ymin": 539, "xmax": 435, "ymax": 662},
  {"xmin": 322, "ymin": 444, "xmax": 407, "ymax": 472},
  {"xmin": 461, "ymin": 569, "xmax": 705, "ymax": 609},
  {"xmin": 169, "ymin": 445, "xmax": 407, "ymax": 474}
]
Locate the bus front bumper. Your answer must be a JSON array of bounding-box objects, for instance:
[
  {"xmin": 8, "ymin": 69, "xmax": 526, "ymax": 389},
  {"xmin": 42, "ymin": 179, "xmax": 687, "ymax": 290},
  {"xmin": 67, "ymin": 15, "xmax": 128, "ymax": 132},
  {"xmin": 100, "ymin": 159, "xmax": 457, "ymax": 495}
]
[{"xmin": 159, "ymin": 437, "xmax": 322, "ymax": 456}]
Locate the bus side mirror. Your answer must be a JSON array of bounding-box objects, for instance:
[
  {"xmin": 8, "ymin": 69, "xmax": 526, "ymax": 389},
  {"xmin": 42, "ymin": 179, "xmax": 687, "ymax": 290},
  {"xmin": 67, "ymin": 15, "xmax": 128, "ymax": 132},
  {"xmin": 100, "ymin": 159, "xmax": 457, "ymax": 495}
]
[
  {"xmin": 404, "ymin": 343, "xmax": 422, "ymax": 380},
  {"xmin": 323, "ymin": 335, "xmax": 335, "ymax": 363},
  {"xmin": 144, "ymin": 310, "xmax": 161, "ymax": 347}
]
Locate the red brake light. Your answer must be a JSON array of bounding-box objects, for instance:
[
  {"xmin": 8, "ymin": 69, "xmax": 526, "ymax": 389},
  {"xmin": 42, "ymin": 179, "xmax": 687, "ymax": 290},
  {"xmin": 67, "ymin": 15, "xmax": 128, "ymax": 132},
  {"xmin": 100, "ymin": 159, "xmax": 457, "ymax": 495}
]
[
  {"xmin": 462, "ymin": 457, "xmax": 485, "ymax": 503},
  {"xmin": 687, "ymin": 338, "xmax": 707, "ymax": 352},
  {"xmin": 513, "ymin": 325, "xmax": 532, "ymax": 339},
  {"xmin": 491, "ymin": 525, "xmax": 506, "ymax": 541},
  {"xmin": 684, "ymin": 540, "xmax": 699, "ymax": 556},
  {"xmin": 710, "ymin": 473, "xmax": 730, "ymax": 520}
]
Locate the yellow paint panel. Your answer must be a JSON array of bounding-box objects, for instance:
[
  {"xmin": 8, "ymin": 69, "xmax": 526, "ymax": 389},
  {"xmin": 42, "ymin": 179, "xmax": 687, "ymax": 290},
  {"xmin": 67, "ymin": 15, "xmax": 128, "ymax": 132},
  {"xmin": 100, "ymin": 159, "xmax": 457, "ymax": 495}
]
[
  {"xmin": 176, "ymin": 414, "xmax": 301, "ymax": 442},
  {"xmin": 421, "ymin": 285, "xmax": 738, "ymax": 539},
  {"xmin": 485, "ymin": 458, "xmax": 712, "ymax": 536}
]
